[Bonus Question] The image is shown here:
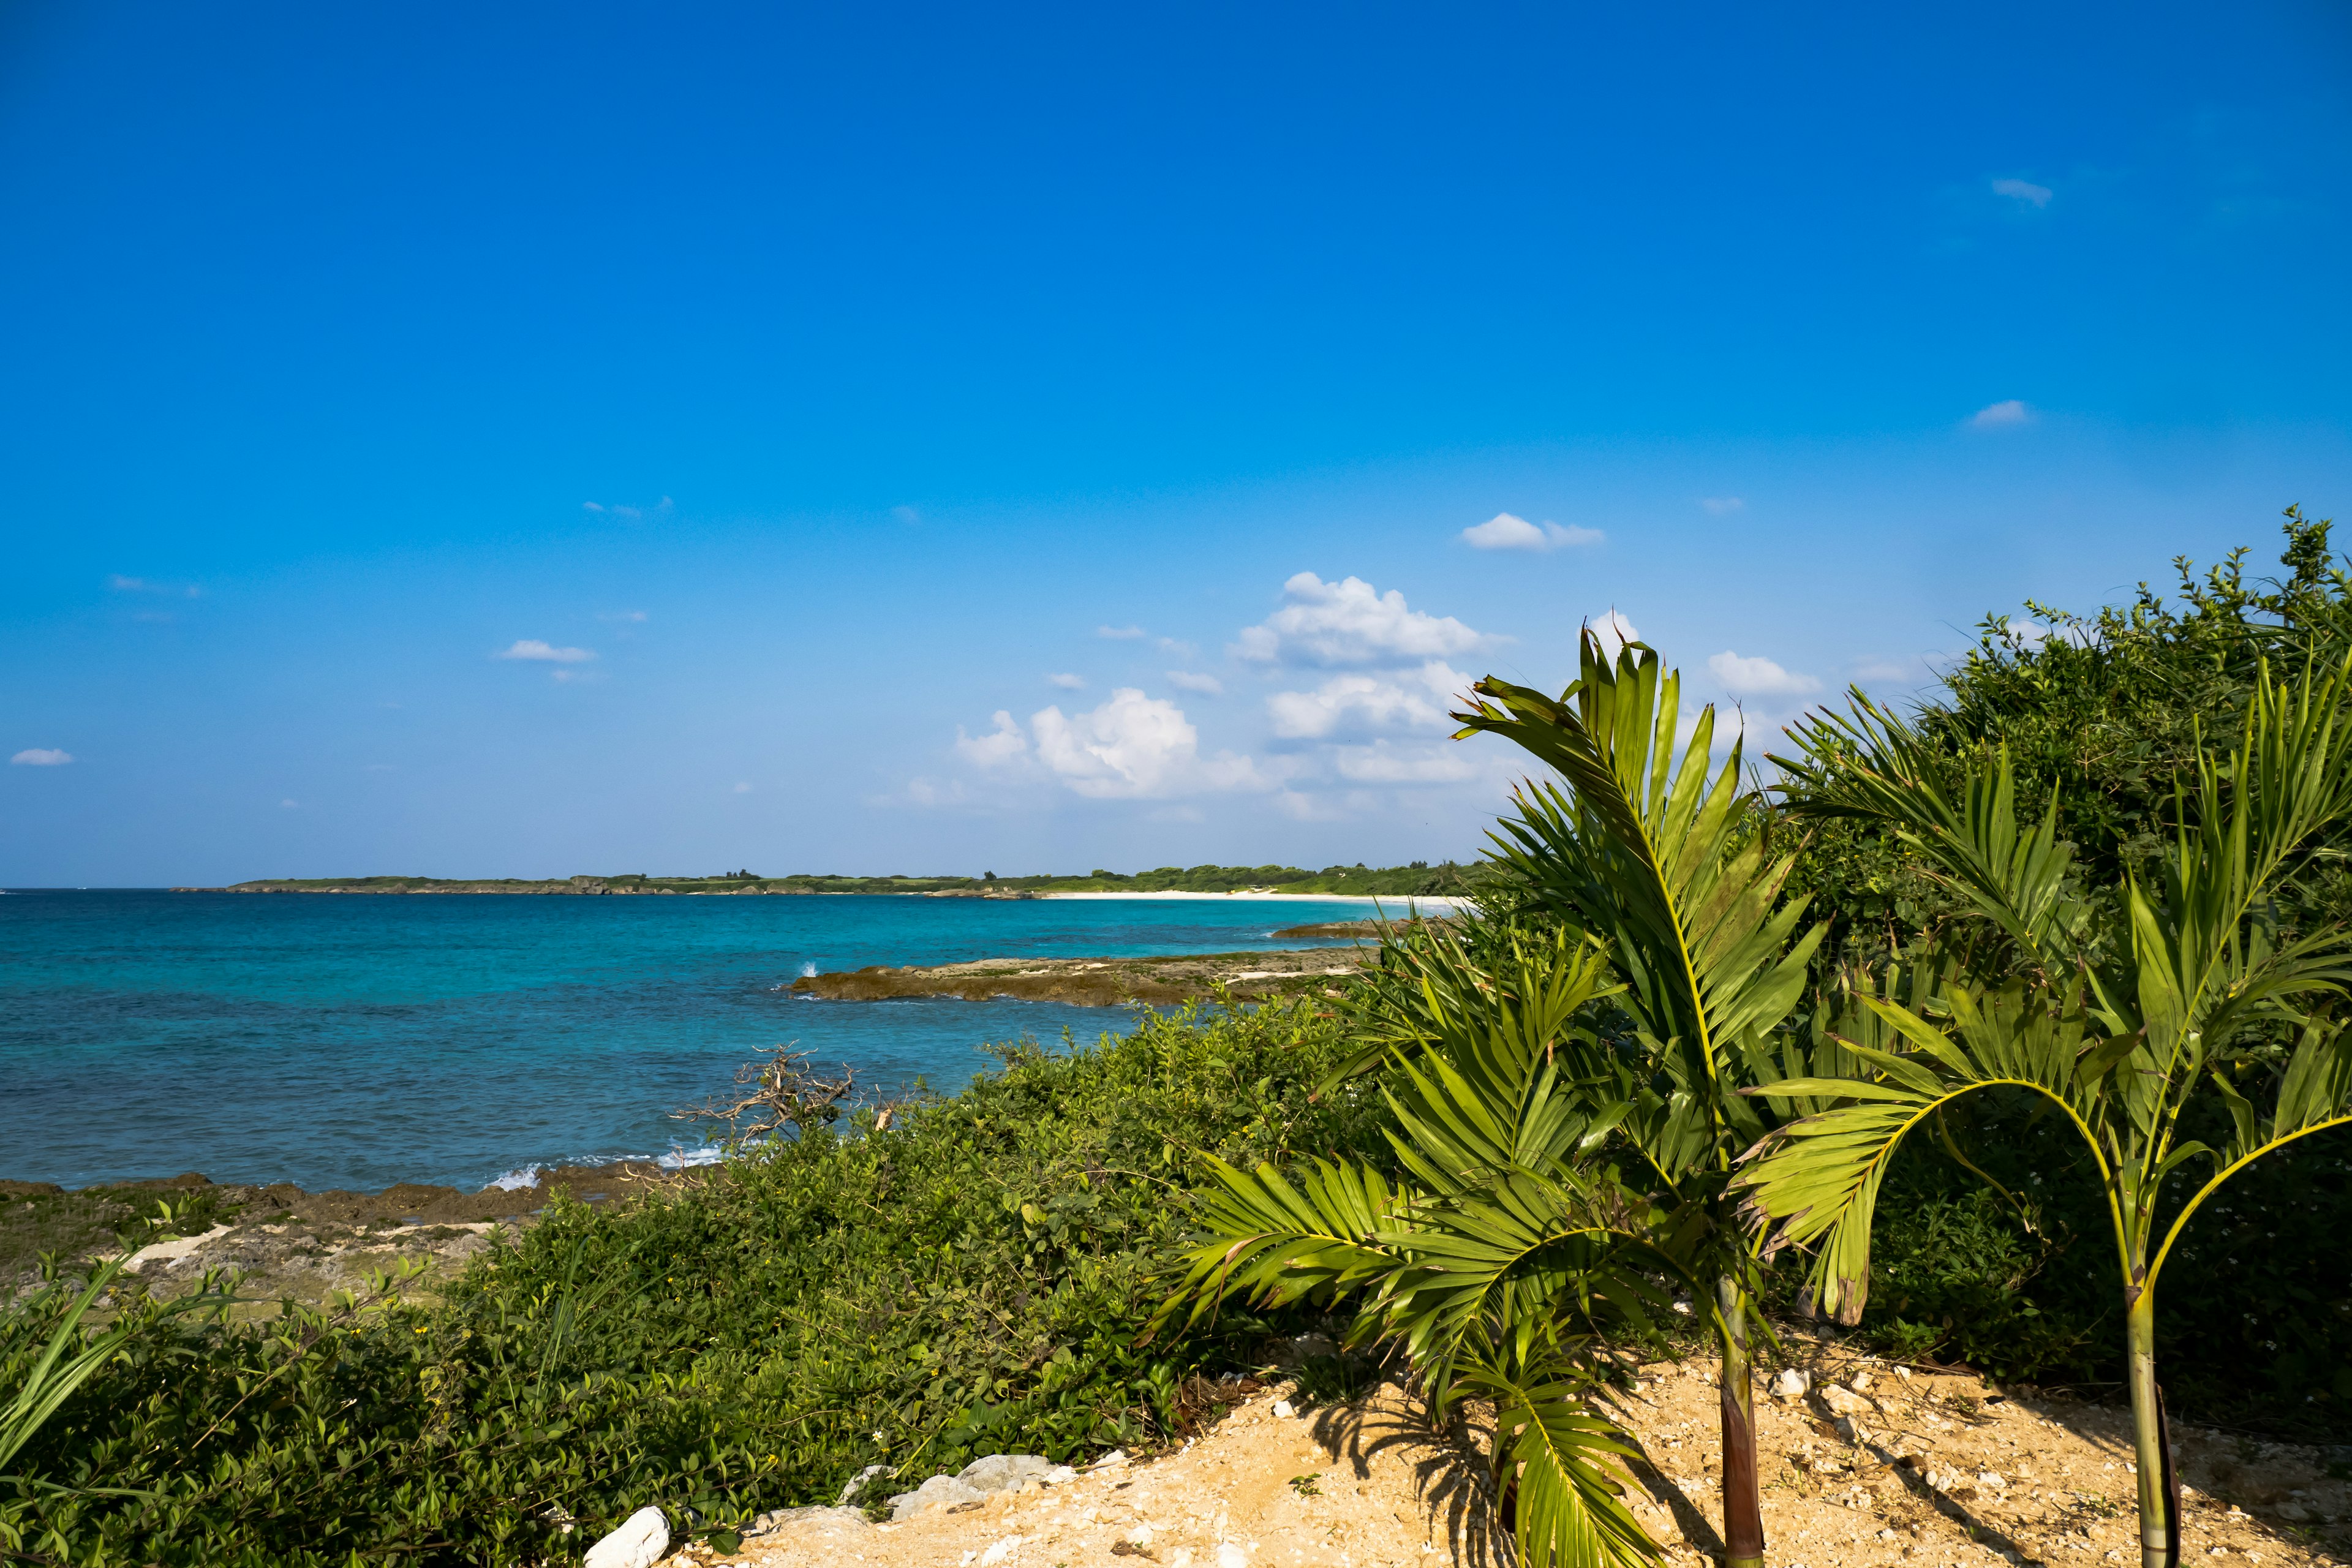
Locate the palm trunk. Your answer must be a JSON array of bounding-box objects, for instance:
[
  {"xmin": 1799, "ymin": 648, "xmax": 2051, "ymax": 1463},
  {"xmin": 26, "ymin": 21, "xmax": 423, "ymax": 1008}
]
[
  {"xmin": 2126, "ymin": 1285, "xmax": 2177, "ymax": 1568},
  {"xmin": 1716, "ymin": 1273, "xmax": 1765, "ymax": 1568}
]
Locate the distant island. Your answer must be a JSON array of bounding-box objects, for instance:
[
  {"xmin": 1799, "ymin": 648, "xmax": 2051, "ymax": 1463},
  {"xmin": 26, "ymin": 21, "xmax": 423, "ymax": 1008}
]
[{"xmin": 173, "ymin": 860, "xmax": 1482, "ymax": 898}]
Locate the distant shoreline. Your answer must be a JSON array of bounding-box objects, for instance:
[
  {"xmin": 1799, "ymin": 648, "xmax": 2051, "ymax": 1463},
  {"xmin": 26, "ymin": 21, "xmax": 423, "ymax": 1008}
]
[{"xmin": 164, "ymin": 864, "xmax": 1480, "ymax": 901}]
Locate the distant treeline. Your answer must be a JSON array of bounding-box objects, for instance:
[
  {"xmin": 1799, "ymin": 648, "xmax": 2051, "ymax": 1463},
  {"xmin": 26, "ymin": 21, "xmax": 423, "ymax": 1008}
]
[{"xmin": 189, "ymin": 861, "xmax": 1486, "ymax": 897}]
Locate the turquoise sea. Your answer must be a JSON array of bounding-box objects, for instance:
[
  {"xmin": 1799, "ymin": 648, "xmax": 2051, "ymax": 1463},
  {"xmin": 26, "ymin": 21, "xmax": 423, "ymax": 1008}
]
[{"xmin": 0, "ymin": 889, "xmax": 1403, "ymax": 1192}]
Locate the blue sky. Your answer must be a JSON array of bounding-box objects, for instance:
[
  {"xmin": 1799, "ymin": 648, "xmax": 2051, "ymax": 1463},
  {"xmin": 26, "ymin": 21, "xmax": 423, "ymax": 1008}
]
[{"xmin": 4, "ymin": 1, "xmax": 2350, "ymax": 885}]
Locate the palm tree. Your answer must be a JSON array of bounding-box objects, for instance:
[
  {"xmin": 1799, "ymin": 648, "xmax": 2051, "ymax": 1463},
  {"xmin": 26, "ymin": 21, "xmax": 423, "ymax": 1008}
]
[
  {"xmin": 1155, "ymin": 931, "xmax": 1678, "ymax": 1568},
  {"xmin": 1444, "ymin": 633, "xmax": 1831, "ymax": 1568},
  {"xmin": 1737, "ymin": 654, "xmax": 2352, "ymax": 1568}
]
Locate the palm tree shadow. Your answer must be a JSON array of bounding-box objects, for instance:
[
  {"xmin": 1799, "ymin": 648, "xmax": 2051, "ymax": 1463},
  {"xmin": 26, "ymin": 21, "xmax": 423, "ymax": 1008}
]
[
  {"xmin": 1308, "ymin": 1389, "xmax": 1508, "ymax": 1568},
  {"xmin": 1617, "ymin": 1446, "xmax": 1728, "ymax": 1557}
]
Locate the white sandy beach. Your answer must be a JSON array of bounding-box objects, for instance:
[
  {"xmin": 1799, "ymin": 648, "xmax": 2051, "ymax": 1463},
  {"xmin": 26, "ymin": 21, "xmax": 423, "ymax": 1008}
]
[{"xmin": 1039, "ymin": 890, "xmax": 1465, "ymax": 909}]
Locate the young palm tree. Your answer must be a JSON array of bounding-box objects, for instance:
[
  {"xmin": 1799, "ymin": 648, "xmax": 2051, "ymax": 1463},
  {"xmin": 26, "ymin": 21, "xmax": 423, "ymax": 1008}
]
[
  {"xmin": 1738, "ymin": 654, "xmax": 2352, "ymax": 1568},
  {"xmin": 1155, "ymin": 933, "xmax": 1678, "ymax": 1568},
  {"xmin": 1445, "ymin": 633, "xmax": 1832, "ymax": 1568}
]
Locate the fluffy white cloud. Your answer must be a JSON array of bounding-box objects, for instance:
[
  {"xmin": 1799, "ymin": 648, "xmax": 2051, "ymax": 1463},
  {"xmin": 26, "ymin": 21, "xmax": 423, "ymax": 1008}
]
[
  {"xmin": 1460, "ymin": 513, "xmax": 1604, "ymax": 552},
  {"xmin": 1708, "ymin": 650, "xmax": 1822, "ymax": 698},
  {"xmin": 1992, "ymin": 177, "xmax": 2052, "ymax": 208},
  {"xmin": 1267, "ymin": 662, "xmax": 1469, "ymax": 739},
  {"xmin": 498, "ymin": 639, "xmax": 595, "ymax": 663},
  {"xmin": 10, "ymin": 748, "xmax": 72, "ymax": 766},
  {"xmin": 956, "ymin": 710, "xmax": 1030, "ymax": 767},
  {"xmin": 1031, "ymin": 689, "xmax": 1265, "ymax": 799},
  {"xmin": 1700, "ymin": 497, "xmax": 1746, "ymax": 516},
  {"xmin": 1970, "ymin": 399, "xmax": 2032, "ymax": 429},
  {"xmin": 1096, "ymin": 624, "xmax": 1145, "ymax": 639},
  {"xmin": 1047, "ymin": 672, "xmax": 1087, "ymax": 689},
  {"xmin": 1235, "ymin": 573, "xmax": 1491, "ymax": 666},
  {"xmin": 1167, "ymin": 670, "xmax": 1224, "ymax": 695}
]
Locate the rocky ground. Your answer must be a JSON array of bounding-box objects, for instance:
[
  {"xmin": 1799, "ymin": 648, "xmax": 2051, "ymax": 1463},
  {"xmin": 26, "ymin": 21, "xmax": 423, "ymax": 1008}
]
[
  {"xmin": 683, "ymin": 1338, "xmax": 2351, "ymax": 1568},
  {"xmin": 786, "ymin": 947, "xmax": 1377, "ymax": 1005},
  {"xmin": 2, "ymin": 1161, "xmax": 683, "ymax": 1310}
]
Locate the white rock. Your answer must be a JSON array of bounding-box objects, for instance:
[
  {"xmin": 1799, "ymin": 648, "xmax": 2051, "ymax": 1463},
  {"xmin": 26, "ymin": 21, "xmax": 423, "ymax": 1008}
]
[
  {"xmin": 1849, "ymin": 1370, "xmax": 1873, "ymax": 1393},
  {"xmin": 1217, "ymin": 1545, "xmax": 1250, "ymax": 1567},
  {"xmin": 1819, "ymin": 1384, "xmax": 1874, "ymax": 1417},
  {"xmin": 1977, "ymin": 1471, "xmax": 2008, "ymax": 1490},
  {"xmin": 837, "ymin": 1463, "xmax": 890, "ymax": 1506},
  {"xmin": 746, "ymin": 1504, "xmax": 870, "ymax": 1538},
  {"xmin": 1271, "ymin": 1400, "xmax": 1295, "ymax": 1419},
  {"xmin": 886, "ymin": 1473, "xmax": 987, "ymax": 1520},
  {"xmin": 1769, "ymin": 1368, "xmax": 1812, "ymax": 1401},
  {"xmin": 1834, "ymin": 1415, "xmax": 1872, "ymax": 1446},
  {"xmin": 980, "ymin": 1536, "xmax": 1027, "ymax": 1565},
  {"xmin": 1090, "ymin": 1448, "xmax": 1131, "ymax": 1471},
  {"xmin": 957, "ymin": 1454, "xmax": 1060, "ymax": 1494},
  {"xmin": 582, "ymin": 1507, "xmax": 668, "ymax": 1568}
]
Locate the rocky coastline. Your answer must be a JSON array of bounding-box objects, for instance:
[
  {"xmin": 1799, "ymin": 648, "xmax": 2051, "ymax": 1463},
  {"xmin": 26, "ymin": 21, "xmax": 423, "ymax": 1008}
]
[
  {"xmin": 785, "ymin": 945, "xmax": 1375, "ymax": 1005},
  {"xmin": 3, "ymin": 1159, "xmax": 689, "ymax": 1308}
]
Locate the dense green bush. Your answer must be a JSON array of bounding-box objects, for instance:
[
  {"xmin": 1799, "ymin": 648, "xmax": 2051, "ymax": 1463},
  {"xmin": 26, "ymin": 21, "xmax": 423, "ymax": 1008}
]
[
  {"xmin": 1767, "ymin": 513, "xmax": 2352, "ymax": 1436},
  {"xmin": 1, "ymin": 1000, "xmax": 1385, "ymax": 1565}
]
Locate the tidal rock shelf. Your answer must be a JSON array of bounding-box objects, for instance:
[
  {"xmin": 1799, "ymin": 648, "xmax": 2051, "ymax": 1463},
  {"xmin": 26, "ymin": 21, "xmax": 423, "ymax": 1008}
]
[{"xmin": 786, "ymin": 948, "xmax": 1376, "ymax": 1006}]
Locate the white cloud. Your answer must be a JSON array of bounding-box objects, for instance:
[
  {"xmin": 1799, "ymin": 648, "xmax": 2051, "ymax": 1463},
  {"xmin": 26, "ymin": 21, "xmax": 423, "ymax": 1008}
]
[
  {"xmin": 1970, "ymin": 399, "xmax": 2033, "ymax": 429},
  {"xmin": 10, "ymin": 748, "xmax": 72, "ymax": 766},
  {"xmin": 1047, "ymin": 673, "xmax": 1087, "ymax": 689},
  {"xmin": 1266, "ymin": 662, "xmax": 1469, "ymax": 739},
  {"xmin": 1588, "ymin": 610, "xmax": 1640, "ymax": 662},
  {"xmin": 892, "ymin": 505, "xmax": 920, "ymax": 524},
  {"xmin": 1329, "ymin": 740, "xmax": 1478, "ymax": 783},
  {"xmin": 584, "ymin": 496, "xmax": 674, "ymax": 522},
  {"xmin": 1157, "ymin": 636, "xmax": 1197, "ymax": 658},
  {"xmin": 1097, "ymin": 624, "xmax": 1145, "ymax": 640},
  {"xmin": 497, "ymin": 639, "xmax": 595, "ymax": 663},
  {"xmin": 1235, "ymin": 573, "xmax": 1491, "ymax": 666},
  {"xmin": 733, "ymin": 782, "xmax": 753, "ymax": 793},
  {"xmin": 108, "ymin": 575, "xmax": 200, "ymax": 598},
  {"xmin": 1992, "ymin": 177, "xmax": 2052, "ymax": 208},
  {"xmin": 1708, "ymin": 650, "xmax": 1823, "ymax": 698},
  {"xmin": 599, "ymin": 609, "xmax": 648, "ymax": 623},
  {"xmin": 1700, "ymin": 497, "xmax": 1746, "ymax": 516},
  {"xmin": 1167, "ymin": 670, "xmax": 1224, "ymax": 695},
  {"xmin": 956, "ymin": 710, "xmax": 1030, "ymax": 767},
  {"xmin": 1031, "ymin": 689, "xmax": 1266, "ymax": 799},
  {"xmin": 1850, "ymin": 657, "xmax": 1916, "ymax": 683},
  {"xmin": 1460, "ymin": 512, "xmax": 1604, "ymax": 551},
  {"xmin": 280, "ymin": 798, "xmax": 299, "ymax": 809}
]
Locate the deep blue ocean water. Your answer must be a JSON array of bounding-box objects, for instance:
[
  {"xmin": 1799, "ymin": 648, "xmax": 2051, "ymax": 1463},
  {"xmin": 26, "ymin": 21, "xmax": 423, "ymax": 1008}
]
[{"xmin": 0, "ymin": 889, "xmax": 1406, "ymax": 1192}]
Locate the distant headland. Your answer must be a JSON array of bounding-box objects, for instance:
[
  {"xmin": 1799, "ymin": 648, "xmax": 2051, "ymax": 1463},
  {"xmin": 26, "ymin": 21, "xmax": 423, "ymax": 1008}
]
[{"xmin": 172, "ymin": 860, "xmax": 1481, "ymax": 899}]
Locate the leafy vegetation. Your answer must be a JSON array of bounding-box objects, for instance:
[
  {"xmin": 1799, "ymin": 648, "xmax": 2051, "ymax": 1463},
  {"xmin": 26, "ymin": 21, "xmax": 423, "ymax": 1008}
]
[
  {"xmin": 1742, "ymin": 650, "xmax": 2352, "ymax": 1562},
  {"xmin": 1, "ymin": 1003, "xmax": 1382, "ymax": 1564}
]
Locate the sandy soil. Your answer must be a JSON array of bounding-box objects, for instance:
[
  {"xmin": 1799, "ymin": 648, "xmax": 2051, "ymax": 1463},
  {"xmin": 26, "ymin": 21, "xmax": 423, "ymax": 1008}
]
[{"xmin": 690, "ymin": 1344, "xmax": 2351, "ymax": 1568}]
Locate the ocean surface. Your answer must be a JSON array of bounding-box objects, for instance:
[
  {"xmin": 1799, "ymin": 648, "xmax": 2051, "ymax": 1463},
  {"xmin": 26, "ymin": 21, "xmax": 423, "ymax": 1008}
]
[{"xmin": 0, "ymin": 889, "xmax": 1408, "ymax": 1193}]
